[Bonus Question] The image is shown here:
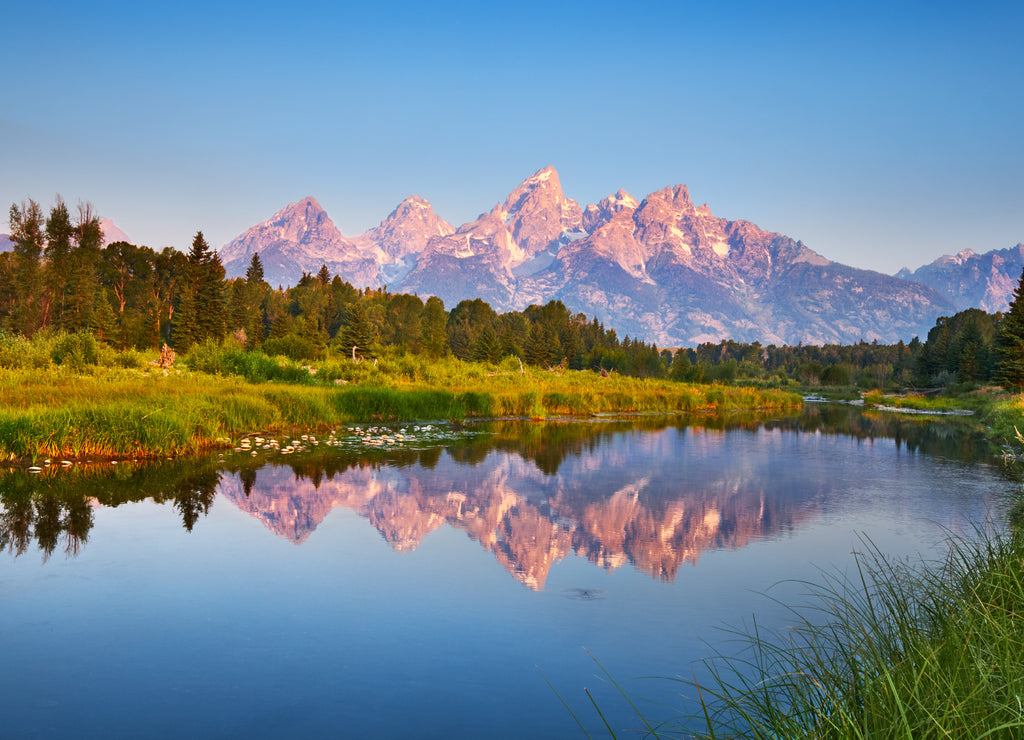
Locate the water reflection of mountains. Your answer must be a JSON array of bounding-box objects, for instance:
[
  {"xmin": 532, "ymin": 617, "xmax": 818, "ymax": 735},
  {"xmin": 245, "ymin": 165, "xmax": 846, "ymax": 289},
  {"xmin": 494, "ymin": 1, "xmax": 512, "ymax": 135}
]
[{"xmin": 0, "ymin": 409, "xmax": 1008, "ymax": 587}]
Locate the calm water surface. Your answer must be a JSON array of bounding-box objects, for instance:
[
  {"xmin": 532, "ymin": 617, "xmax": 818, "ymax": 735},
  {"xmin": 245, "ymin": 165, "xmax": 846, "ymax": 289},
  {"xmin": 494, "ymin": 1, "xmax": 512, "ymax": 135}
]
[{"xmin": 0, "ymin": 407, "xmax": 1017, "ymax": 738}]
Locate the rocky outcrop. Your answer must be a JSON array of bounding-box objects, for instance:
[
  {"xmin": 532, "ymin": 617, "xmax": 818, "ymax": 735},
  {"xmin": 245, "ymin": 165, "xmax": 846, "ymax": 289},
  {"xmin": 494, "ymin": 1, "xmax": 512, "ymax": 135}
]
[
  {"xmin": 217, "ymin": 168, "xmax": 959, "ymax": 345},
  {"xmin": 897, "ymin": 244, "xmax": 1024, "ymax": 314}
]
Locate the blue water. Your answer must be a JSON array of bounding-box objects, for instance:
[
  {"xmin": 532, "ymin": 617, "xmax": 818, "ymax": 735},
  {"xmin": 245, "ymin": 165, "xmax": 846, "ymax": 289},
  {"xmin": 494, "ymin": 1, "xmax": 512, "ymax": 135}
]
[{"xmin": 0, "ymin": 410, "xmax": 1014, "ymax": 738}]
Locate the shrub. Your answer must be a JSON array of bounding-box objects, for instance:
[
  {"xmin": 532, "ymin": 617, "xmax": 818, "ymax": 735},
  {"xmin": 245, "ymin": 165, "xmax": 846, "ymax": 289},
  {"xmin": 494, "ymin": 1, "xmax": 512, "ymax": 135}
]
[
  {"xmin": 262, "ymin": 333, "xmax": 322, "ymax": 361},
  {"xmin": 51, "ymin": 331, "xmax": 100, "ymax": 370},
  {"xmin": 184, "ymin": 338, "xmax": 228, "ymax": 374}
]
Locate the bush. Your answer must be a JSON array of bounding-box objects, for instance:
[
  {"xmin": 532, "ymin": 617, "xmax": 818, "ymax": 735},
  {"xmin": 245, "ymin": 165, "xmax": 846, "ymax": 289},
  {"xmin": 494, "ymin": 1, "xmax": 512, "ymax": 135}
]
[
  {"xmin": 52, "ymin": 331, "xmax": 100, "ymax": 370},
  {"xmin": 184, "ymin": 338, "xmax": 228, "ymax": 374},
  {"xmin": 0, "ymin": 332, "xmax": 49, "ymax": 369},
  {"xmin": 262, "ymin": 333, "xmax": 322, "ymax": 361}
]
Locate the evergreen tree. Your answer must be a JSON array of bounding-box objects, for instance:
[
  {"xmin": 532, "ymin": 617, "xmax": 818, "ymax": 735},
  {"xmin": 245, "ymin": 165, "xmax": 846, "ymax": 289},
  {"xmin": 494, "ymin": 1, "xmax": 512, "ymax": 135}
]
[
  {"xmin": 173, "ymin": 231, "xmax": 224, "ymax": 350},
  {"xmin": 243, "ymin": 253, "xmax": 268, "ymax": 348},
  {"xmin": 670, "ymin": 349, "xmax": 693, "ymax": 381},
  {"xmin": 66, "ymin": 202, "xmax": 103, "ymax": 332},
  {"xmin": 245, "ymin": 253, "xmax": 265, "ymax": 284},
  {"xmin": 8, "ymin": 200, "xmax": 46, "ymax": 336},
  {"xmin": 197, "ymin": 250, "xmax": 226, "ymax": 342},
  {"xmin": 340, "ymin": 301, "xmax": 374, "ymax": 359},
  {"xmin": 997, "ymin": 268, "xmax": 1024, "ymax": 390},
  {"xmin": 44, "ymin": 197, "xmax": 74, "ymax": 329},
  {"xmin": 472, "ymin": 324, "xmax": 501, "ymax": 364},
  {"xmin": 420, "ymin": 296, "xmax": 448, "ymax": 357}
]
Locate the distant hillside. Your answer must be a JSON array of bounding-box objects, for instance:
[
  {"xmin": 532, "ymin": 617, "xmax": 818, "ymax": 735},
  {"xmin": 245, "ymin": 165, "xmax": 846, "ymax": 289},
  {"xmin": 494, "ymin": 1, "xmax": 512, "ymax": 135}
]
[{"xmin": 897, "ymin": 244, "xmax": 1024, "ymax": 314}]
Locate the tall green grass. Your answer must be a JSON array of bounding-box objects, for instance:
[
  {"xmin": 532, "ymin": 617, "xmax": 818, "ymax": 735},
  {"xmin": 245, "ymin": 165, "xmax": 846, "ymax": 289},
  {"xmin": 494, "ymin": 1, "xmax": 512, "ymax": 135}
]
[
  {"xmin": 577, "ymin": 531, "xmax": 1024, "ymax": 739},
  {"xmin": 0, "ymin": 337, "xmax": 802, "ymax": 459}
]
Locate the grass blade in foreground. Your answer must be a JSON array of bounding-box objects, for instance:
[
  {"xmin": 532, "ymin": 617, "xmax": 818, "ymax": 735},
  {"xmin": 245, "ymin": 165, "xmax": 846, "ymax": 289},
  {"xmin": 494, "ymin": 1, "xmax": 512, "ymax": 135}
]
[{"xmin": 678, "ymin": 532, "xmax": 1024, "ymax": 738}]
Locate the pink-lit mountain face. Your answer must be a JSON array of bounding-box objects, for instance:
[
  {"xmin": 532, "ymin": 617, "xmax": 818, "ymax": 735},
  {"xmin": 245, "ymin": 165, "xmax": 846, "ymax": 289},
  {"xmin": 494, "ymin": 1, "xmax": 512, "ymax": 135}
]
[
  {"xmin": 99, "ymin": 218, "xmax": 131, "ymax": 246},
  {"xmin": 217, "ymin": 166, "xmax": 957, "ymax": 345},
  {"xmin": 896, "ymin": 243, "xmax": 1024, "ymax": 314}
]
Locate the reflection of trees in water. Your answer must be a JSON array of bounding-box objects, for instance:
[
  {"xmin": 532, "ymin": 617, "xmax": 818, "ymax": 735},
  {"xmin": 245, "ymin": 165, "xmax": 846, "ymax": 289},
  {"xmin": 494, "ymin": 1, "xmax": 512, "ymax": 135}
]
[
  {"xmin": 0, "ymin": 474, "xmax": 94, "ymax": 560},
  {"xmin": 172, "ymin": 470, "xmax": 220, "ymax": 532},
  {"xmin": 0, "ymin": 463, "xmax": 223, "ymax": 558},
  {"xmin": 768, "ymin": 405, "xmax": 1005, "ymax": 468},
  {"xmin": 0, "ymin": 407, "xmax": 1012, "ymax": 562}
]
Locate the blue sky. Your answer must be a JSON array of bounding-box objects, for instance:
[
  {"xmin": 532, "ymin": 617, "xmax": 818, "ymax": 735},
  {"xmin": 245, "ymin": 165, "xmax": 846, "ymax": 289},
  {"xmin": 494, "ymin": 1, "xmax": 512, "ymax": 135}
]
[{"xmin": 2, "ymin": 1, "xmax": 1021, "ymax": 274}]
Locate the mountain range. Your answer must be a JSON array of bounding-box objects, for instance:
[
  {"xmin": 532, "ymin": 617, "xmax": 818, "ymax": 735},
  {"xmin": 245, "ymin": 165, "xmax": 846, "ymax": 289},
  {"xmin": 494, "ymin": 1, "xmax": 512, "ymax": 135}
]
[
  {"xmin": 217, "ymin": 166, "xmax": 1020, "ymax": 346},
  {"xmin": 3, "ymin": 170, "xmax": 1020, "ymax": 346},
  {"xmin": 896, "ymin": 244, "xmax": 1024, "ymax": 315}
]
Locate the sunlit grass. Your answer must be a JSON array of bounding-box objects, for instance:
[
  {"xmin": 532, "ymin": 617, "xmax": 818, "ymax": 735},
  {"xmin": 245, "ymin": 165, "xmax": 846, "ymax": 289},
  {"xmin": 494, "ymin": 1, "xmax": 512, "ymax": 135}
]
[{"xmin": 0, "ymin": 339, "xmax": 802, "ymax": 459}]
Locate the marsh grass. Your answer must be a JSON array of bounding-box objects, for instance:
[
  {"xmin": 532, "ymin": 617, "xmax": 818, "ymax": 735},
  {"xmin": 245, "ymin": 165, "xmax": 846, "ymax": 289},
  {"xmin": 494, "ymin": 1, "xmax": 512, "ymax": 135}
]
[
  {"xmin": 0, "ymin": 339, "xmax": 801, "ymax": 459},
  {"xmin": 582, "ymin": 531, "xmax": 1024, "ymax": 739}
]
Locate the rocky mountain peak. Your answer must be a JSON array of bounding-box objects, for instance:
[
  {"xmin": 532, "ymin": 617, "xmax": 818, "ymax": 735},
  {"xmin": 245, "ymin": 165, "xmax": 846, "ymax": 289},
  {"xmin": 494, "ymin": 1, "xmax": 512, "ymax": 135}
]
[
  {"xmin": 219, "ymin": 196, "xmax": 369, "ymax": 288},
  {"xmin": 98, "ymin": 218, "xmax": 131, "ymax": 246},
  {"xmin": 897, "ymin": 243, "xmax": 1024, "ymax": 314},
  {"xmin": 363, "ymin": 194, "xmax": 455, "ymax": 261},
  {"xmin": 582, "ymin": 189, "xmax": 640, "ymax": 233},
  {"xmin": 499, "ymin": 165, "xmax": 583, "ymax": 257}
]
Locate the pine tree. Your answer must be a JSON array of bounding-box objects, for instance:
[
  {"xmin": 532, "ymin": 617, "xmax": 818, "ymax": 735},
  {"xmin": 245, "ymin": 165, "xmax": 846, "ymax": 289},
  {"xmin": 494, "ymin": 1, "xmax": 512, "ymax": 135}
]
[
  {"xmin": 45, "ymin": 197, "xmax": 74, "ymax": 330},
  {"xmin": 420, "ymin": 296, "xmax": 448, "ymax": 357},
  {"xmin": 197, "ymin": 250, "xmax": 226, "ymax": 342},
  {"xmin": 66, "ymin": 202, "xmax": 103, "ymax": 332},
  {"xmin": 340, "ymin": 301, "xmax": 374, "ymax": 359},
  {"xmin": 173, "ymin": 231, "xmax": 220, "ymax": 350},
  {"xmin": 8, "ymin": 200, "xmax": 46, "ymax": 336},
  {"xmin": 472, "ymin": 324, "xmax": 501, "ymax": 364},
  {"xmin": 244, "ymin": 253, "xmax": 264, "ymax": 284},
  {"xmin": 996, "ymin": 267, "xmax": 1024, "ymax": 391},
  {"xmin": 243, "ymin": 253, "xmax": 268, "ymax": 349}
]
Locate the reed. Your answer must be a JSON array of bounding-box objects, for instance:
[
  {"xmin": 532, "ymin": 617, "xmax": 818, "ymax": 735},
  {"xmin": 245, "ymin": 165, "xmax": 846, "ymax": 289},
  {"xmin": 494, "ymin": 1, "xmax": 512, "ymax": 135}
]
[
  {"xmin": 571, "ymin": 530, "xmax": 1024, "ymax": 739},
  {"xmin": 680, "ymin": 531, "xmax": 1024, "ymax": 738}
]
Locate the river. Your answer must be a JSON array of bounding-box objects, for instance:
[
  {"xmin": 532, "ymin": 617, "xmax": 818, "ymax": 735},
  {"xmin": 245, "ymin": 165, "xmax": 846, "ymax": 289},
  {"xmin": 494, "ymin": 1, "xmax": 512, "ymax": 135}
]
[{"xmin": 0, "ymin": 406, "xmax": 1016, "ymax": 738}]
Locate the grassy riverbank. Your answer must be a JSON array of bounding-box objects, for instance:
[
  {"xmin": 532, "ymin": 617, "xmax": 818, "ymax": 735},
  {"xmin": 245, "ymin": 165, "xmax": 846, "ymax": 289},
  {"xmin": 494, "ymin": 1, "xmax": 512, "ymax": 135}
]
[
  {"xmin": 0, "ymin": 344, "xmax": 801, "ymax": 461},
  {"xmin": 664, "ymin": 530, "xmax": 1024, "ymax": 739},
  {"xmin": 576, "ymin": 394, "xmax": 1024, "ymax": 739}
]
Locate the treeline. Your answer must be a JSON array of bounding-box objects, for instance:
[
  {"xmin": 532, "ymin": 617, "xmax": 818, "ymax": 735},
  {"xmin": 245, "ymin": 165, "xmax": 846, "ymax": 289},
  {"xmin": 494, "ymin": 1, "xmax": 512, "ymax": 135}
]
[
  {"xmin": 674, "ymin": 307, "xmax": 1000, "ymax": 389},
  {"xmin": 2, "ymin": 197, "xmax": 666, "ymax": 377},
  {"xmin": 3, "ymin": 196, "xmax": 1016, "ymax": 387}
]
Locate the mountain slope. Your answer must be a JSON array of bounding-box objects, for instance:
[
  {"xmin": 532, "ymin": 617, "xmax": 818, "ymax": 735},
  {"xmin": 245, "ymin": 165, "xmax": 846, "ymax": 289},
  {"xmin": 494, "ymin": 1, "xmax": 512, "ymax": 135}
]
[
  {"xmin": 509, "ymin": 183, "xmax": 952, "ymax": 345},
  {"xmin": 218, "ymin": 168, "xmax": 960, "ymax": 345},
  {"xmin": 897, "ymin": 244, "xmax": 1024, "ymax": 314}
]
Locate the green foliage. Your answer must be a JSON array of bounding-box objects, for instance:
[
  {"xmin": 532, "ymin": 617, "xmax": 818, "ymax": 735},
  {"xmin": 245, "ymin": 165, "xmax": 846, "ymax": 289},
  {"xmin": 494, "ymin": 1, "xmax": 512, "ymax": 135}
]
[
  {"xmin": 51, "ymin": 331, "xmax": 100, "ymax": 370},
  {"xmin": 997, "ymin": 267, "xmax": 1024, "ymax": 390},
  {"xmin": 679, "ymin": 533, "xmax": 1024, "ymax": 738},
  {"xmin": 0, "ymin": 331, "xmax": 51, "ymax": 369},
  {"xmin": 173, "ymin": 231, "xmax": 225, "ymax": 351}
]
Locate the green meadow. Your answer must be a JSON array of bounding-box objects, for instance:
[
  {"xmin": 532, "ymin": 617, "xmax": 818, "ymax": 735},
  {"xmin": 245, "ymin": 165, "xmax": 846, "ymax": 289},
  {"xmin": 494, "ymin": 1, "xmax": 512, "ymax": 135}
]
[{"xmin": 0, "ymin": 335, "xmax": 801, "ymax": 461}]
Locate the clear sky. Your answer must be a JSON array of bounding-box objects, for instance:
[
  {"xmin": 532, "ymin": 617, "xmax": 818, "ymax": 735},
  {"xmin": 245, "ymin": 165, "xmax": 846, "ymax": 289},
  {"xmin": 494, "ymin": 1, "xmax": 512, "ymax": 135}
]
[{"xmin": 2, "ymin": 1, "xmax": 1021, "ymax": 274}]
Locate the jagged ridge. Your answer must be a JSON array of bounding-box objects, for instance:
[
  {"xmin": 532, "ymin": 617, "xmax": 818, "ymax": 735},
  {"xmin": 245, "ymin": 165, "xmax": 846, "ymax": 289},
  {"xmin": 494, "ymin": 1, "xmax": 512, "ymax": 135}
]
[{"xmin": 217, "ymin": 166, "xmax": 959, "ymax": 344}]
